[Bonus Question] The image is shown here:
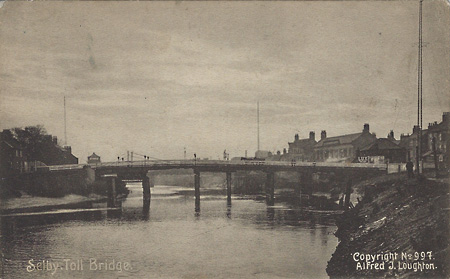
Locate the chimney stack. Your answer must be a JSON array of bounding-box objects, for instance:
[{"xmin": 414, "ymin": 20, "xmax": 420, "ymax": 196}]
[
  {"xmin": 294, "ymin": 134, "xmax": 299, "ymax": 141},
  {"xmin": 321, "ymin": 130, "xmax": 327, "ymax": 140},
  {"xmin": 52, "ymin": 136, "xmax": 58, "ymax": 145},
  {"xmin": 283, "ymin": 148, "xmax": 287, "ymax": 155},
  {"xmin": 413, "ymin": 125, "xmax": 420, "ymax": 135},
  {"xmin": 64, "ymin": 146, "xmax": 72, "ymax": 154},
  {"xmin": 443, "ymin": 112, "xmax": 449, "ymax": 123},
  {"xmin": 309, "ymin": 131, "xmax": 315, "ymax": 141},
  {"xmin": 363, "ymin": 123, "xmax": 370, "ymax": 133},
  {"xmin": 388, "ymin": 130, "xmax": 394, "ymax": 140}
]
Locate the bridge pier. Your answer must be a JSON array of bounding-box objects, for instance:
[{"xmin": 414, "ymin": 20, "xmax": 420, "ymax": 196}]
[
  {"xmin": 294, "ymin": 172, "xmax": 301, "ymax": 198},
  {"xmin": 142, "ymin": 174, "xmax": 151, "ymax": 204},
  {"xmin": 106, "ymin": 175, "xmax": 117, "ymax": 208},
  {"xmin": 300, "ymin": 171, "xmax": 314, "ymax": 196},
  {"xmin": 194, "ymin": 170, "xmax": 200, "ymax": 211},
  {"xmin": 265, "ymin": 171, "xmax": 275, "ymax": 206},
  {"xmin": 226, "ymin": 172, "xmax": 232, "ymax": 204}
]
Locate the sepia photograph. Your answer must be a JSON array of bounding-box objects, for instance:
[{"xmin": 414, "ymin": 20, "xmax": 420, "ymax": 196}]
[{"xmin": 0, "ymin": 0, "xmax": 449, "ymax": 278}]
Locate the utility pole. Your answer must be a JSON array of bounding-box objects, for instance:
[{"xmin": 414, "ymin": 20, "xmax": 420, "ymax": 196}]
[
  {"xmin": 64, "ymin": 96, "xmax": 67, "ymax": 146},
  {"xmin": 257, "ymin": 101, "xmax": 260, "ymax": 151},
  {"xmin": 432, "ymin": 137, "xmax": 439, "ymax": 178},
  {"xmin": 416, "ymin": 0, "xmax": 423, "ymax": 176}
]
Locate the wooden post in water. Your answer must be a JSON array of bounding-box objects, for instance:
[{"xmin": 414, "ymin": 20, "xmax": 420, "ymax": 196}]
[
  {"xmin": 194, "ymin": 170, "xmax": 201, "ymax": 211},
  {"xmin": 265, "ymin": 171, "xmax": 275, "ymax": 206},
  {"xmin": 226, "ymin": 172, "xmax": 232, "ymax": 205},
  {"xmin": 344, "ymin": 178, "xmax": 352, "ymax": 210}
]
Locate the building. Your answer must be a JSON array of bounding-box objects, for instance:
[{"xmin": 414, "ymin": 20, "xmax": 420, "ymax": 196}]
[
  {"xmin": 0, "ymin": 129, "xmax": 27, "ymax": 177},
  {"xmin": 88, "ymin": 152, "xmax": 101, "ymax": 164},
  {"xmin": 359, "ymin": 138, "xmax": 407, "ymax": 163},
  {"xmin": 287, "ymin": 131, "xmax": 317, "ymax": 161},
  {"xmin": 313, "ymin": 124, "xmax": 377, "ymax": 163},
  {"xmin": 399, "ymin": 125, "xmax": 429, "ymax": 163},
  {"xmin": 423, "ymin": 112, "xmax": 449, "ymax": 168},
  {"xmin": 398, "ymin": 112, "xmax": 449, "ymax": 170},
  {"xmin": 255, "ymin": 150, "xmax": 272, "ymax": 159},
  {"xmin": 35, "ymin": 135, "xmax": 78, "ymax": 165}
]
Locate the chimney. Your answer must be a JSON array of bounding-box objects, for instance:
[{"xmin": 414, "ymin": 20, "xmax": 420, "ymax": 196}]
[
  {"xmin": 309, "ymin": 131, "xmax": 315, "ymax": 141},
  {"xmin": 363, "ymin": 123, "xmax": 370, "ymax": 133},
  {"xmin": 388, "ymin": 130, "xmax": 394, "ymax": 140},
  {"xmin": 321, "ymin": 130, "xmax": 327, "ymax": 140},
  {"xmin": 64, "ymin": 146, "xmax": 72, "ymax": 154},
  {"xmin": 283, "ymin": 148, "xmax": 287, "ymax": 155},
  {"xmin": 277, "ymin": 150, "xmax": 281, "ymax": 156},
  {"xmin": 443, "ymin": 112, "xmax": 449, "ymax": 123},
  {"xmin": 52, "ymin": 136, "xmax": 57, "ymax": 145},
  {"xmin": 294, "ymin": 134, "xmax": 299, "ymax": 141},
  {"xmin": 413, "ymin": 125, "xmax": 420, "ymax": 135}
]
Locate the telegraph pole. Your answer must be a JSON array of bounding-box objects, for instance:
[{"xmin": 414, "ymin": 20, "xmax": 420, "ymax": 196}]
[
  {"xmin": 64, "ymin": 96, "xmax": 67, "ymax": 146},
  {"xmin": 257, "ymin": 101, "xmax": 260, "ymax": 151},
  {"xmin": 416, "ymin": 0, "xmax": 423, "ymax": 175}
]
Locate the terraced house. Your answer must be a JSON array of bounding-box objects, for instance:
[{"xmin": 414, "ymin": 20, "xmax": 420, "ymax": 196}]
[{"xmin": 313, "ymin": 124, "xmax": 377, "ymax": 163}]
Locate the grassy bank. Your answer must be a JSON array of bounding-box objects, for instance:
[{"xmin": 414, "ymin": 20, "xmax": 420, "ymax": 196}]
[{"xmin": 326, "ymin": 173, "xmax": 449, "ymax": 279}]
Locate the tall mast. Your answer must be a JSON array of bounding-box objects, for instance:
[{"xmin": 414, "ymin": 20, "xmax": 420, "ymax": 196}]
[
  {"xmin": 64, "ymin": 96, "xmax": 67, "ymax": 146},
  {"xmin": 257, "ymin": 101, "xmax": 260, "ymax": 151},
  {"xmin": 417, "ymin": 0, "xmax": 423, "ymax": 174}
]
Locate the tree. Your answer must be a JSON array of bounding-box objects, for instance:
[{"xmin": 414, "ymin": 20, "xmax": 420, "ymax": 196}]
[{"xmin": 12, "ymin": 125, "xmax": 49, "ymax": 162}]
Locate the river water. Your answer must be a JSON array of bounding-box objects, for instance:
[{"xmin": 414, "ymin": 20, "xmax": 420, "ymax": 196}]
[{"xmin": 1, "ymin": 183, "xmax": 338, "ymax": 279}]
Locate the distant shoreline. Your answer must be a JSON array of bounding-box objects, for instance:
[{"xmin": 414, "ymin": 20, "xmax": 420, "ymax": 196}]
[{"xmin": 0, "ymin": 194, "xmax": 107, "ymax": 215}]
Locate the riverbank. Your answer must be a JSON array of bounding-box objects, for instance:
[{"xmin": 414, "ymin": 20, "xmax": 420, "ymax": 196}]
[
  {"xmin": 326, "ymin": 173, "xmax": 449, "ymax": 278},
  {"xmin": 0, "ymin": 193, "xmax": 107, "ymax": 215}
]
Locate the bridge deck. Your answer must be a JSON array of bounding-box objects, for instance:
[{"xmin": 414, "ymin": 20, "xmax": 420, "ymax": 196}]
[{"xmin": 39, "ymin": 159, "xmax": 387, "ymax": 172}]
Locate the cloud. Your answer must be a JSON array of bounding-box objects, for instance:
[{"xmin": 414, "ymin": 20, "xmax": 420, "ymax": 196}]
[{"xmin": 1, "ymin": 1, "xmax": 449, "ymax": 161}]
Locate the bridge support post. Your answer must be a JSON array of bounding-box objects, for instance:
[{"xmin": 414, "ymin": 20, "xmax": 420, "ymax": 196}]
[
  {"xmin": 226, "ymin": 172, "xmax": 232, "ymax": 205},
  {"xmin": 265, "ymin": 171, "xmax": 275, "ymax": 206},
  {"xmin": 294, "ymin": 172, "xmax": 301, "ymax": 197},
  {"xmin": 142, "ymin": 175, "xmax": 151, "ymax": 203},
  {"xmin": 301, "ymin": 172, "xmax": 314, "ymax": 196},
  {"xmin": 107, "ymin": 176, "xmax": 117, "ymax": 208},
  {"xmin": 194, "ymin": 170, "xmax": 200, "ymax": 211}
]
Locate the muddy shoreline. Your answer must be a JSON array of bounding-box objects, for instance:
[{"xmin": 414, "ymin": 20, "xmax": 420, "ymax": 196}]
[{"xmin": 326, "ymin": 173, "xmax": 449, "ymax": 279}]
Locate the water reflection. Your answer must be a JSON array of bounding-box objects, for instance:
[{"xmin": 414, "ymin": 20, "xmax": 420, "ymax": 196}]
[
  {"xmin": 1, "ymin": 184, "xmax": 338, "ymax": 279},
  {"xmin": 142, "ymin": 199, "xmax": 150, "ymax": 220},
  {"xmin": 226, "ymin": 201, "xmax": 232, "ymax": 219}
]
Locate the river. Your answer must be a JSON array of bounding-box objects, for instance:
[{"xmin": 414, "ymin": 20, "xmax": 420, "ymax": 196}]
[{"xmin": 1, "ymin": 183, "xmax": 338, "ymax": 279}]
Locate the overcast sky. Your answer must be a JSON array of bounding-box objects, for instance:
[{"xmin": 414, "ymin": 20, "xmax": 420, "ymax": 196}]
[{"xmin": 1, "ymin": 1, "xmax": 449, "ymax": 162}]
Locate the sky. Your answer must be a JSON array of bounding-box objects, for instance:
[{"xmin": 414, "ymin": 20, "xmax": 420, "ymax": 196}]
[{"xmin": 0, "ymin": 1, "xmax": 449, "ymax": 163}]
